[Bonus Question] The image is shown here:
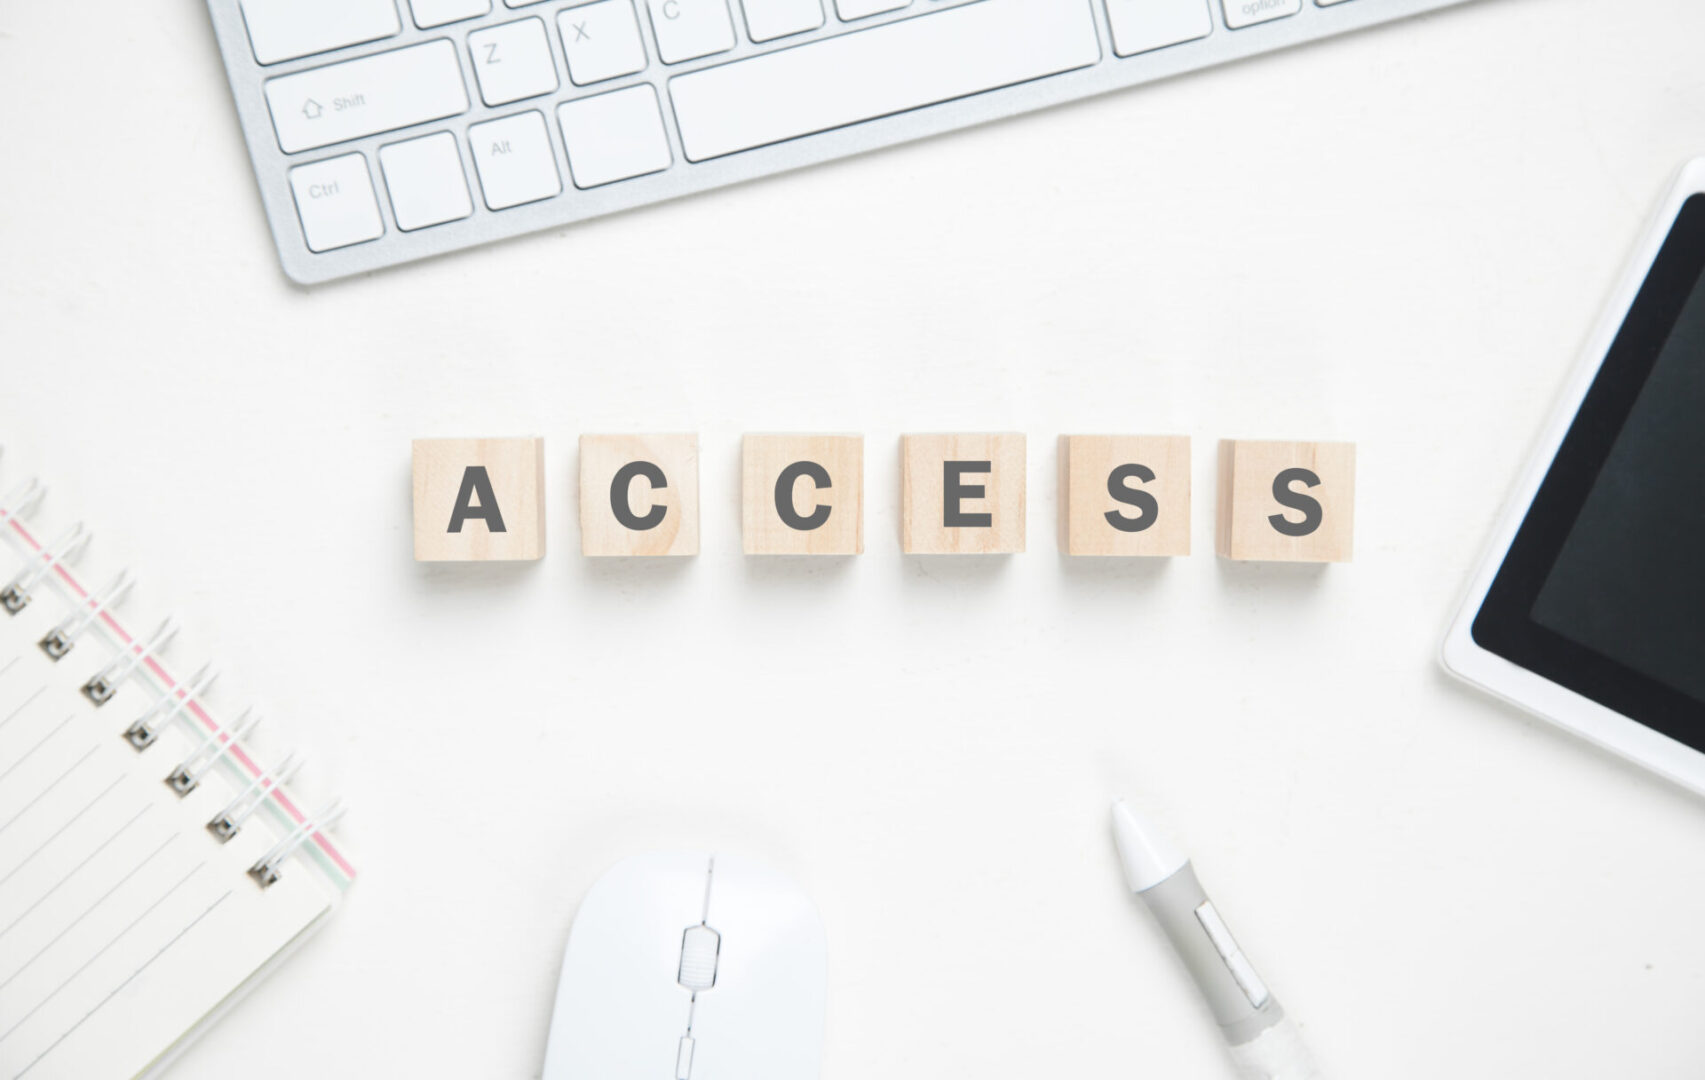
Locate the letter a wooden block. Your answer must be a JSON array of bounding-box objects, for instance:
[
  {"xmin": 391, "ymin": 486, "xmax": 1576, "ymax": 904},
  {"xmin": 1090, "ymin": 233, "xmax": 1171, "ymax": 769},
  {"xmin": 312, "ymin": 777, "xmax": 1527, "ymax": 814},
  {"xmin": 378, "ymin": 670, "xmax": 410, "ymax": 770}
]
[
  {"xmin": 742, "ymin": 435, "xmax": 864, "ymax": 555},
  {"xmin": 579, "ymin": 434, "xmax": 700, "ymax": 557},
  {"xmin": 411, "ymin": 437, "xmax": 545, "ymax": 562},
  {"xmin": 1060, "ymin": 435, "xmax": 1191, "ymax": 557},
  {"xmin": 901, "ymin": 434, "xmax": 1026, "ymax": 554},
  {"xmin": 1216, "ymin": 439, "xmax": 1355, "ymax": 562}
]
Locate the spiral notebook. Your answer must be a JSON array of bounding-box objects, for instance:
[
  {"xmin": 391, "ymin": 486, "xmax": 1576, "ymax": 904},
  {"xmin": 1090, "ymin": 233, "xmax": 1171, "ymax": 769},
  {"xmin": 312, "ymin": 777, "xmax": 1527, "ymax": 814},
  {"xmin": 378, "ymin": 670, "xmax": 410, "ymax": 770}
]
[{"xmin": 0, "ymin": 462, "xmax": 353, "ymax": 1080}]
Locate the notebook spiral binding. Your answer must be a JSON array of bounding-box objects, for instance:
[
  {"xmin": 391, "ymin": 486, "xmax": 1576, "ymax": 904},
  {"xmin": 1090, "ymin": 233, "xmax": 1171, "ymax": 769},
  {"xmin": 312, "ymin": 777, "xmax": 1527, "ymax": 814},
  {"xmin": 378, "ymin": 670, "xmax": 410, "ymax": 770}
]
[
  {"xmin": 249, "ymin": 799, "xmax": 346, "ymax": 888},
  {"xmin": 125, "ymin": 661, "xmax": 219, "ymax": 750},
  {"xmin": 2, "ymin": 522, "xmax": 89, "ymax": 613},
  {"xmin": 0, "ymin": 476, "xmax": 46, "ymax": 522},
  {"xmin": 84, "ymin": 617, "xmax": 178, "ymax": 704},
  {"xmin": 0, "ymin": 458, "xmax": 352, "ymax": 892},
  {"xmin": 168, "ymin": 706, "xmax": 263, "ymax": 795},
  {"xmin": 210, "ymin": 750, "xmax": 303, "ymax": 843},
  {"xmin": 41, "ymin": 568, "xmax": 133, "ymax": 659}
]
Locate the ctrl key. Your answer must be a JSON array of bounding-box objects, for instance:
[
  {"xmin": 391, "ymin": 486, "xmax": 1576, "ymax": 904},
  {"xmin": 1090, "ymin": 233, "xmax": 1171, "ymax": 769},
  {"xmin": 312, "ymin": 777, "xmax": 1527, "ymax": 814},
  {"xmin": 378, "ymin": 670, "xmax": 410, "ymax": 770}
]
[{"xmin": 288, "ymin": 153, "xmax": 384, "ymax": 253}]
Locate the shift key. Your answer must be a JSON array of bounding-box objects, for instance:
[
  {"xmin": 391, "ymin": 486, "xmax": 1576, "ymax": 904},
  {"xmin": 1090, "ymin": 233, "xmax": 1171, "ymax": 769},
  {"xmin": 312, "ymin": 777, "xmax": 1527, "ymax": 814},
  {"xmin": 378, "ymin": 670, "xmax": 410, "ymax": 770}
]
[{"xmin": 265, "ymin": 41, "xmax": 470, "ymax": 154}]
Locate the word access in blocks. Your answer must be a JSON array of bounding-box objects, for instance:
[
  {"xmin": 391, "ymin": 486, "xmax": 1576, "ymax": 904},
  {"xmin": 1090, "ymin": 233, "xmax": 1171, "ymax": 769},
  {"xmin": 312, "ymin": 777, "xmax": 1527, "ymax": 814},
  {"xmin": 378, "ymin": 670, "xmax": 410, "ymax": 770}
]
[
  {"xmin": 579, "ymin": 434, "xmax": 700, "ymax": 557},
  {"xmin": 901, "ymin": 434, "xmax": 1026, "ymax": 555},
  {"xmin": 1216, "ymin": 440, "xmax": 1356, "ymax": 563},
  {"xmin": 742, "ymin": 435, "xmax": 864, "ymax": 556},
  {"xmin": 412, "ymin": 437, "xmax": 546, "ymax": 561},
  {"xmin": 1060, "ymin": 435, "xmax": 1191, "ymax": 557}
]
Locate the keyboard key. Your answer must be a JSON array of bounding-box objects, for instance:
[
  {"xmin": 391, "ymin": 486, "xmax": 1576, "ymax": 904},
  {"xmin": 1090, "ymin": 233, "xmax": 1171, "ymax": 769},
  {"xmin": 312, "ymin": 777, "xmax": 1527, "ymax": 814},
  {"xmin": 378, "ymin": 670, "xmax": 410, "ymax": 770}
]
[
  {"xmin": 239, "ymin": 0, "xmax": 400, "ymax": 65},
  {"xmin": 289, "ymin": 153, "xmax": 384, "ymax": 251},
  {"xmin": 1221, "ymin": 0, "xmax": 1302, "ymax": 28},
  {"xmin": 469, "ymin": 18, "xmax": 560, "ymax": 106},
  {"xmin": 264, "ymin": 41, "xmax": 470, "ymax": 154},
  {"xmin": 557, "ymin": 85, "xmax": 673, "ymax": 188},
  {"xmin": 379, "ymin": 133, "xmax": 473, "ymax": 230},
  {"xmin": 834, "ymin": 0, "xmax": 908, "ymax": 19},
  {"xmin": 670, "ymin": 0, "xmax": 1099, "ymax": 162},
  {"xmin": 559, "ymin": 1, "xmax": 649, "ymax": 86},
  {"xmin": 1317, "ymin": 0, "xmax": 1355, "ymax": 4},
  {"xmin": 742, "ymin": 0, "xmax": 823, "ymax": 41},
  {"xmin": 1105, "ymin": 0, "xmax": 1211, "ymax": 57},
  {"xmin": 646, "ymin": 0, "xmax": 736, "ymax": 64},
  {"xmin": 469, "ymin": 111, "xmax": 562, "ymax": 208},
  {"xmin": 409, "ymin": 0, "xmax": 492, "ymax": 29}
]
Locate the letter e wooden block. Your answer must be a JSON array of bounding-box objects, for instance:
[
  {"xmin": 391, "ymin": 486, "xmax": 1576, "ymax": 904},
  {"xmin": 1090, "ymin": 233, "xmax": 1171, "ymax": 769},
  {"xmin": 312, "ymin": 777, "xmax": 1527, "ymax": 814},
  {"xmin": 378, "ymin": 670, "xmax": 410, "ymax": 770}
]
[
  {"xmin": 411, "ymin": 437, "xmax": 545, "ymax": 562},
  {"xmin": 1060, "ymin": 435, "xmax": 1191, "ymax": 557},
  {"xmin": 901, "ymin": 434, "xmax": 1026, "ymax": 554},
  {"xmin": 1216, "ymin": 439, "xmax": 1355, "ymax": 562},
  {"xmin": 579, "ymin": 434, "xmax": 700, "ymax": 557},
  {"xmin": 742, "ymin": 435, "xmax": 864, "ymax": 555}
]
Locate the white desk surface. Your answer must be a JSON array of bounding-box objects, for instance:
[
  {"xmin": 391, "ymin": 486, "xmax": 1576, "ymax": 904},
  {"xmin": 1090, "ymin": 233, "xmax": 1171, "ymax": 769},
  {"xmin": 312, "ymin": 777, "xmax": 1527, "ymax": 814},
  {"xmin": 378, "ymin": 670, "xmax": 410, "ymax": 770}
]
[{"xmin": 4, "ymin": 1, "xmax": 1705, "ymax": 1077}]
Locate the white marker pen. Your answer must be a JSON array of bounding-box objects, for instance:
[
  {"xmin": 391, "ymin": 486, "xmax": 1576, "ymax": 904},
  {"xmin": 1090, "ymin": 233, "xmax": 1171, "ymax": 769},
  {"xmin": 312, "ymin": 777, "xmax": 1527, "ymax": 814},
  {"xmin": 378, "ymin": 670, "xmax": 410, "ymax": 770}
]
[{"xmin": 1111, "ymin": 800, "xmax": 1322, "ymax": 1080}]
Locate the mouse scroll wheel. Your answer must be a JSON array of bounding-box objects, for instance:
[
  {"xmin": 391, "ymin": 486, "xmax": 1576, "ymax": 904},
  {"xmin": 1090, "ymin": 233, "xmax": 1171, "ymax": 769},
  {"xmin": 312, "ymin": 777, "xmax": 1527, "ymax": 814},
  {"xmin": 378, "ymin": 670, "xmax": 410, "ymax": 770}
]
[{"xmin": 677, "ymin": 925, "xmax": 721, "ymax": 992}]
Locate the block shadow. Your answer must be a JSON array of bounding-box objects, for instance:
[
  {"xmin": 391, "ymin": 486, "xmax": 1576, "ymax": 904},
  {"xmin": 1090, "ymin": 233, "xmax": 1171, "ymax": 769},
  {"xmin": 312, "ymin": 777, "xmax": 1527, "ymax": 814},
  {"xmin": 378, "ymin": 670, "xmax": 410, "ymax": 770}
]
[
  {"xmin": 1213, "ymin": 557, "xmax": 1330, "ymax": 602},
  {"xmin": 1056, "ymin": 551, "xmax": 1174, "ymax": 599},
  {"xmin": 742, "ymin": 554, "xmax": 858, "ymax": 589},
  {"xmin": 900, "ymin": 553, "xmax": 1015, "ymax": 587}
]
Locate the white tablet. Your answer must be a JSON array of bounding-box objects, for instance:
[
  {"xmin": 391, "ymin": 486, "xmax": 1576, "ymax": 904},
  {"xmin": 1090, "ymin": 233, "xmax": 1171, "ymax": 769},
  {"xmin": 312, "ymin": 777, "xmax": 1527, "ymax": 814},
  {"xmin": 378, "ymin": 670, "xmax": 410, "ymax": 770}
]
[{"xmin": 1443, "ymin": 159, "xmax": 1705, "ymax": 797}]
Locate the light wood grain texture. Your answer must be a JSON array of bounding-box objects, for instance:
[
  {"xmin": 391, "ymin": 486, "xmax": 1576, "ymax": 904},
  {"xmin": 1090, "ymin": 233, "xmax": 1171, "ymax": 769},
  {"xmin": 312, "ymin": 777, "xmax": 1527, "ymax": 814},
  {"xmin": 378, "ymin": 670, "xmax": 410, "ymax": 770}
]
[
  {"xmin": 411, "ymin": 437, "xmax": 546, "ymax": 562},
  {"xmin": 742, "ymin": 434, "xmax": 864, "ymax": 555},
  {"xmin": 579, "ymin": 434, "xmax": 700, "ymax": 557},
  {"xmin": 901, "ymin": 433, "xmax": 1026, "ymax": 554},
  {"xmin": 1216, "ymin": 439, "xmax": 1355, "ymax": 562},
  {"xmin": 1059, "ymin": 435, "xmax": 1191, "ymax": 557}
]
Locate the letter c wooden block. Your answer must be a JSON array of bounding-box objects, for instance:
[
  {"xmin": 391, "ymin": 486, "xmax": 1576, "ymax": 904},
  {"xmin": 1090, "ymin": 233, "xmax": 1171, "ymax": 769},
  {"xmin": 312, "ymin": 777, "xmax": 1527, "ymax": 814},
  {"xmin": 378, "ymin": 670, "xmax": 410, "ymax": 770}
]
[
  {"xmin": 411, "ymin": 437, "xmax": 546, "ymax": 562},
  {"xmin": 579, "ymin": 434, "xmax": 700, "ymax": 556},
  {"xmin": 742, "ymin": 434, "xmax": 864, "ymax": 555},
  {"xmin": 1060, "ymin": 435, "xmax": 1191, "ymax": 556}
]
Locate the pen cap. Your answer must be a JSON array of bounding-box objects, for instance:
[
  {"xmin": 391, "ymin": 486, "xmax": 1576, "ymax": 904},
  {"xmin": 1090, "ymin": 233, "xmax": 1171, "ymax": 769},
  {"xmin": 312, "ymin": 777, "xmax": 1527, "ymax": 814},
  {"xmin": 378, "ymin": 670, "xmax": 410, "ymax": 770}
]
[{"xmin": 1111, "ymin": 800, "xmax": 1188, "ymax": 892}]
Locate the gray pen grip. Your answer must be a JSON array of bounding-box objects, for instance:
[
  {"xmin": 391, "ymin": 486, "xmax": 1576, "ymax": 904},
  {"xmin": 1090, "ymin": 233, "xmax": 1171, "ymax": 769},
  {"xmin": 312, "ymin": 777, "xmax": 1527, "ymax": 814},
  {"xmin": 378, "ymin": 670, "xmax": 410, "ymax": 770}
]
[{"xmin": 1141, "ymin": 863, "xmax": 1285, "ymax": 1046}]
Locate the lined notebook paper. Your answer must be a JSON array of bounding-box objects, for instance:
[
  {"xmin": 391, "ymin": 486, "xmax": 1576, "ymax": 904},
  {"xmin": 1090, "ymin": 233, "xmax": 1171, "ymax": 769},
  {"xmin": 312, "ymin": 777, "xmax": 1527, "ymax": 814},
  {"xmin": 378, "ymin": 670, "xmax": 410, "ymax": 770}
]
[{"xmin": 0, "ymin": 465, "xmax": 352, "ymax": 1080}]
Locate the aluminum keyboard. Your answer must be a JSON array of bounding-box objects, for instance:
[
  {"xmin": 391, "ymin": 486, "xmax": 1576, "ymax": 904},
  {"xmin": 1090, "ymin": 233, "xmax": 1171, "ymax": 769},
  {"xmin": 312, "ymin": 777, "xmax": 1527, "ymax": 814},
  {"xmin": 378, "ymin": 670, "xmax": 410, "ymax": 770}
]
[{"xmin": 207, "ymin": 0, "xmax": 1477, "ymax": 284}]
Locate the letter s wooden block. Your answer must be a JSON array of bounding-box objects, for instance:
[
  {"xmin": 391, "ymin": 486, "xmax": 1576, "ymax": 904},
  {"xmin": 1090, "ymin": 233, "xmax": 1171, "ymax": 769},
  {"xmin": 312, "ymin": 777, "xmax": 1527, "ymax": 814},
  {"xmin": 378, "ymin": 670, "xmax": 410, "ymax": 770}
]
[
  {"xmin": 742, "ymin": 435, "xmax": 864, "ymax": 555},
  {"xmin": 411, "ymin": 437, "xmax": 546, "ymax": 562},
  {"xmin": 1060, "ymin": 435, "xmax": 1191, "ymax": 557},
  {"xmin": 1216, "ymin": 439, "xmax": 1355, "ymax": 562},
  {"xmin": 579, "ymin": 434, "xmax": 699, "ymax": 557},
  {"xmin": 901, "ymin": 433, "xmax": 1026, "ymax": 554}
]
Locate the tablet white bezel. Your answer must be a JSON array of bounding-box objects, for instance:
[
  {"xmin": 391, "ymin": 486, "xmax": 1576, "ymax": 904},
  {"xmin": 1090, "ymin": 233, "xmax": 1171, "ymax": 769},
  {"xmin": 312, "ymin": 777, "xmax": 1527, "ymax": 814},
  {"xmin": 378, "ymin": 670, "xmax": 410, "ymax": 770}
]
[{"xmin": 1441, "ymin": 157, "xmax": 1705, "ymax": 798}]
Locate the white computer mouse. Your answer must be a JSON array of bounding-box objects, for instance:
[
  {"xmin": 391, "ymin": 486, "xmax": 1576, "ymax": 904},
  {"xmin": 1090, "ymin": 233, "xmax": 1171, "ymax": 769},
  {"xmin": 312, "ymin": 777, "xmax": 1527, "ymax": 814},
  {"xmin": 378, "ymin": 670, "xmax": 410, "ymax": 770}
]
[{"xmin": 540, "ymin": 852, "xmax": 827, "ymax": 1080}]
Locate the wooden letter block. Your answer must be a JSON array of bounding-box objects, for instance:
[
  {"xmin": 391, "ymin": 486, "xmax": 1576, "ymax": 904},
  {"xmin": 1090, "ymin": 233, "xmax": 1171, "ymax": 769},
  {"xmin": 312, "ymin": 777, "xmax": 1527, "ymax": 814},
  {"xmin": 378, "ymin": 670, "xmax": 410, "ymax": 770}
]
[
  {"xmin": 901, "ymin": 433, "xmax": 1026, "ymax": 554},
  {"xmin": 411, "ymin": 437, "xmax": 545, "ymax": 562},
  {"xmin": 1060, "ymin": 435, "xmax": 1191, "ymax": 557},
  {"xmin": 1216, "ymin": 439, "xmax": 1355, "ymax": 562},
  {"xmin": 579, "ymin": 434, "xmax": 699, "ymax": 557},
  {"xmin": 742, "ymin": 435, "xmax": 864, "ymax": 555}
]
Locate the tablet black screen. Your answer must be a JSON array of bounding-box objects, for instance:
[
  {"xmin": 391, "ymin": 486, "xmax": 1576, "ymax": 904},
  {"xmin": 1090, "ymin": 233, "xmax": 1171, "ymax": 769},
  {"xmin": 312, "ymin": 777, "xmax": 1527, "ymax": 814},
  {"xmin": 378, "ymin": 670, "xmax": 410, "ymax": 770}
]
[{"xmin": 1474, "ymin": 194, "xmax": 1705, "ymax": 752}]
